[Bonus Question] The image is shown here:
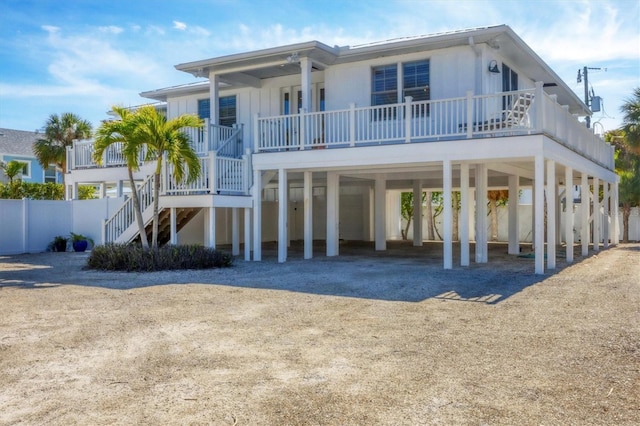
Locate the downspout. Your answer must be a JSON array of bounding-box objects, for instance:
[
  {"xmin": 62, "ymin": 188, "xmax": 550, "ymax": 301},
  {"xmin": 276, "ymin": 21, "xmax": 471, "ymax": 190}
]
[{"xmin": 468, "ymin": 37, "xmax": 482, "ymax": 95}]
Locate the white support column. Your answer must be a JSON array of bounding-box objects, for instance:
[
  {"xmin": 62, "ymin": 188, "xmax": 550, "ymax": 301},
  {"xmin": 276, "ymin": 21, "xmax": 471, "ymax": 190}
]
[
  {"xmin": 253, "ymin": 169, "xmax": 262, "ymax": 261},
  {"xmin": 99, "ymin": 183, "xmax": 107, "ymax": 199},
  {"xmin": 565, "ymin": 167, "xmax": 574, "ymax": 263},
  {"xmin": 581, "ymin": 173, "xmax": 589, "ymax": 256},
  {"xmin": 508, "ymin": 174, "xmax": 520, "ymax": 255},
  {"xmin": 116, "ymin": 180, "xmax": 124, "ymax": 198},
  {"xmin": 603, "ymin": 181, "xmax": 609, "ymax": 248},
  {"xmin": 207, "ymin": 207, "xmax": 216, "ymax": 249},
  {"xmin": 303, "ymin": 171, "xmax": 313, "ymax": 259},
  {"xmin": 244, "ymin": 207, "xmax": 251, "ymax": 261},
  {"xmin": 534, "ymin": 155, "xmax": 545, "ymax": 274},
  {"xmin": 170, "ymin": 207, "xmax": 177, "ymax": 245},
  {"xmin": 278, "ymin": 168, "xmax": 288, "ymax": 263},
  {"xmin": 374, "ymin": 175, "xmax": 387, "ymax": 251},
  {"xmin": 593, "ymin": 177, "xmax": 600, "ymax": 252},
  {"xmin": 460, "ymin": 163, "xmax": 470, "ymax": 266},
  {"xmin": 232, "ymin": 207, "xmax": 240, "ymax": 256},
  {"xmin": 612, "ymin": 181, "xmax": 619, "ymax": 245},
  {"xmin": 546, "ymin": 160, "xmax": 556, "ymax": 270},
  {"xmin": 209, "ymin": 72, "xmax": 220, "ymax": 125},
  {"xmin": 326, "ymin": 171, "xmax": 340, "ymax": 256},
  {"xmin": 443, "ymin": 160, "xmax": 453, "ymax": 269},
  {"xmin": 475, "ymin": 164, "xmax": 488, "ymax": 263},
  {"xmin": 412, "ymin": 180, "xmax": 423, "ymax": 247},
  {"xmin": 300, "ymin": 57, "xmax": 312, "ymax": 113}
]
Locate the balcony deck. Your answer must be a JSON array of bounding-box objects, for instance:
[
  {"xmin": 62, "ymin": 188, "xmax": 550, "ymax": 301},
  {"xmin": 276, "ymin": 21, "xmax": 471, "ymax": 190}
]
[{"xmin": 255, "ymin": 85, "xmax": 614, "ymax": 171}]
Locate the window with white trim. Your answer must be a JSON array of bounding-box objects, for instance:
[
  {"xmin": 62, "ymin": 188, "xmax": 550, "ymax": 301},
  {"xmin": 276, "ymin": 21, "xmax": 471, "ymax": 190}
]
[
  {"xmin": 372, "ymin": 60, "xmax": 430, "ymax": 117},
  {"xmin": 45, "ymin": 166, "xmax": 56, "ymax": 183},
  {"xmin": 197, "ymin": 95, "xmax": 237, "ymax": 127}
]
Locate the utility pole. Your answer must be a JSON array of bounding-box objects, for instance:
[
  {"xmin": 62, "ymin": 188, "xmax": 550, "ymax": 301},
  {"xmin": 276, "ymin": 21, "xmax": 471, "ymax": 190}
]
[{"xmin": 577, "ymin": 66, "xmax": 601, "ymax": 128}]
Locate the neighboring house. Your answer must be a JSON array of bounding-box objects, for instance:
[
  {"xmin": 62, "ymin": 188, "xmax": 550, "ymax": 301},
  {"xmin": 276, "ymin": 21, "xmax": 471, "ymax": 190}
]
[
  {"xmin": 66, "ymin": 25, "xmax": 618, "ymax": 274},
  {"xmin": 0, "ymin": 128, "xmax": 60, "ymax": 184}
]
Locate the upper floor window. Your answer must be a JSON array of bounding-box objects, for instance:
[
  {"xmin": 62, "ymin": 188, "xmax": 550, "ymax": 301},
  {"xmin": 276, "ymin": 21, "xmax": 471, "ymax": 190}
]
[
  {"xmin": 371, "ymin": 64, "xmax": 398, "ymax": 107},
  {"xmin": 502, "ymin": 64, "xmax": 518, "ymax": 92},
  {"xmin": 198, "ymin": 95, "xmax": 237, "ymax": 127},
  {"xmin": 372, "ymin": 60, "xmax": 430, "ymax": 117}
]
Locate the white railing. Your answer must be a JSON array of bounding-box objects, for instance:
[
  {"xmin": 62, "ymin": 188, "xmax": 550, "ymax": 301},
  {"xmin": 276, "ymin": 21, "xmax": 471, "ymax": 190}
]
[
  {"xmin": 255, "ymin": 84, "xmax": 614, "ymax": 170},
  {"xmin": 215, "ymin": 124, "xmax": 244, "ymax": 158},
  {"xmin": 68, "ymin": 141, "xmax": 147, "ymax": 169},
  {"xmin": 104, "ymin": 174, "xmax": 155, "ymax": 243},
  {"xmin": 163, "ymin": 153, "xmax": 249, "ymax": 196}
]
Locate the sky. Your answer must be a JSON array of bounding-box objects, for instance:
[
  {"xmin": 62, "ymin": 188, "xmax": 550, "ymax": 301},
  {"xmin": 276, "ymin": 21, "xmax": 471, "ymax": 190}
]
[{"xmin": 0, "ymin": 0, "xmax": 638, "ymax": 134}]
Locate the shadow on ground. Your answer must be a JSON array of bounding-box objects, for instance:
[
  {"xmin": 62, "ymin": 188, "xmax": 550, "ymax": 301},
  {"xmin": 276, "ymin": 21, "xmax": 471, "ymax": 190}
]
[{"xmin": 0, "ymin": 240, "xmax": 607, "ymax": 304}]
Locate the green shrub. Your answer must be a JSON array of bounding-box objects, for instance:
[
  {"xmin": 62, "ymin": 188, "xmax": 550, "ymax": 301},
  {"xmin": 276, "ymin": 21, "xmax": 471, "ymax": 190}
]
[
  {"xmin": 0, "ymin": 182, "xmax": 95, "ymax": 200},
  {"xmin": 87, "ymin": 243, "xmax": 233, "ymax": 271}
]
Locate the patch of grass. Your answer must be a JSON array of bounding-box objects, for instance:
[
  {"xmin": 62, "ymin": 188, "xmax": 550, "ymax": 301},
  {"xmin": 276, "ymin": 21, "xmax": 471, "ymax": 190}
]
[{"xmin": 87, "ymin": 243, "xmax": 233, "ymax": 272}]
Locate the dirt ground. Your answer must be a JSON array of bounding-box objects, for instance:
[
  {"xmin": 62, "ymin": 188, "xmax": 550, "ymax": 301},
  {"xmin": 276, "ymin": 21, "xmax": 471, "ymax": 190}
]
[{"xmin": 0, "ymin": 241, "xmax": 638, "ymax": 425}]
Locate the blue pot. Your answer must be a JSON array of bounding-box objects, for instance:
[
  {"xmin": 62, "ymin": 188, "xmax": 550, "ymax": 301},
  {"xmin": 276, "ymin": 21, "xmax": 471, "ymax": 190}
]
[{"xmin": 73, "ymin": 240, "xmax": 88, "ymax": 252}]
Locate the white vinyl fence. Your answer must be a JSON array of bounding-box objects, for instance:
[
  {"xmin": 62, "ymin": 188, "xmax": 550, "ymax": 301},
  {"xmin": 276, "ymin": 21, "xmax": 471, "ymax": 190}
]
[{"xmin": 0, "ymin": 197, "xmax": 125, "ymax": 255}]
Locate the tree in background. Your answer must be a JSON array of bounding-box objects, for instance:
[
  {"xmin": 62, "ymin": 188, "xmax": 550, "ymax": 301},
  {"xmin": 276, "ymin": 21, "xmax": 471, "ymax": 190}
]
[
  {"xmin": 133, "ymin": 106, "xmax": 202, "ymax": 251},
  {"xmin": 94, "ymin": 106, "xmax": 150, "ymax": 250},
  {"xmin": 620, "ymin": 87, "xmax": 640, "ymax": 154},
  {"xmin": 487, "ymin": 190, "xmax": 509, "ymax": 241},
  {"xmin": 1, "ymin": 160, "xmax": 24, "ymax": 184},
  {"xmin": 33, "ymin": 113, "xmax": 92, "ymax": 188},
  {"xmin": 607, "ymin": 128, "xmax": 640, "ymax": 242}
]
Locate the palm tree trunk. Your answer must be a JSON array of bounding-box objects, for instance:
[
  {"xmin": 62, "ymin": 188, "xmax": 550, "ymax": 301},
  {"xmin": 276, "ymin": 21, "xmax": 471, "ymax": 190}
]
[
  {"xmin": 152, "ymin": 171, "xmax": 161, "ymax": 251},
  {"xmin": 128, "ymin": 167, "xmax": 149, "ymax": 250},
  {"xmin": 490, "ymin": 198, "xmax": 498, "ymax": 241},
  {"xmin": 425, "ymin": 191, "xmax": 434, "ymax": 240}
]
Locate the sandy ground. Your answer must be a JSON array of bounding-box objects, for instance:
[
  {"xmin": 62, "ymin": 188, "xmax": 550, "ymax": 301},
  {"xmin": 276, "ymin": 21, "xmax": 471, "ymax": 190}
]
[{"xmin": 0, "ymin": 241, "xmax": 638, "ymax": 425}]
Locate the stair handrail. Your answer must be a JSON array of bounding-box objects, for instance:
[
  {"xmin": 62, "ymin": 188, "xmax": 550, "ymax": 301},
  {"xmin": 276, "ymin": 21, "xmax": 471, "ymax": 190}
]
[
  {"xmin": 212, "ymin": 124, "xmax": 244, "ymax": 158},
  {"xmin": 104, "ymin": 174, "xmax": 155, "ymax": 243}
]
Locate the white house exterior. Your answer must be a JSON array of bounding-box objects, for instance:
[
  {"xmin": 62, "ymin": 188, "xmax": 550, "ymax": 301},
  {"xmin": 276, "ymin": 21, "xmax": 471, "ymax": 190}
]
[{"xmin": 65, "ymin": 25, "xmax": 618, "ymax": 274}]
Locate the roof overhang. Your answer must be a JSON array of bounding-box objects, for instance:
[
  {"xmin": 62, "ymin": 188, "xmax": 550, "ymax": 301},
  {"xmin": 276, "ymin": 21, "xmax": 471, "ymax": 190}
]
[{"xmin": 144, "ymin": 25, "xmax": 588, "ymax": 115}]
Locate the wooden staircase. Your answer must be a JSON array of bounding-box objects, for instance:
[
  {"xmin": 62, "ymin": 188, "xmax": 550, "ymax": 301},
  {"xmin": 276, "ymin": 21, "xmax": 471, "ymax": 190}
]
[{"xmin": 133, "ymin": 207, "xmax": 202, "ymax": 246}]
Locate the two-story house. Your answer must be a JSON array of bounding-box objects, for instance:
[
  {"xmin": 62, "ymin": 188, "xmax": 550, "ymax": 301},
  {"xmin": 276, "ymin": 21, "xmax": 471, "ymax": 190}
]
[
  {"xmin": 66, "ymin": 25, "xmax": 618, "ymax": 274},
  {"xmin": 0, "ymin": 128, "xmax": 60, "ymax": 184}
]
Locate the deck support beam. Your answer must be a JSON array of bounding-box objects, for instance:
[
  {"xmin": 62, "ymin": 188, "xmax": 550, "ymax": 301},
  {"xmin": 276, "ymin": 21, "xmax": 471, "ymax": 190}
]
[
  {"xmin": 244, "ymin": 207, "xmax": 251, "ymax": 261},
  {"xmin": 170, "ymin": 207, "xmax": 177, "ymax": 245},
  {"xmin": 475, "ymin": 164, "xmax": 488, "ymax": 263},
  {"xmin": 460, "ymin": 163, "xmax": 470, "ymax": 266},
  {"xmin": 565, "ymin": 166, "xmax": 574, "ymax": 263},
  {"xmin": 374, "ymin": 175, "xmax": 386, "ymax": 251},
  {"xmin": 508, "ymin": 174, "xmax": 520, "ymax": 255},
  {"xmin": 534, "ymin": 155, "xmax": 545, "ymax": 274},
  {"xmin": 278, "ymin": 168, "xmax": 288, "ymax": 263},
  {"xmin": 253, "ymin": 168, "xmax": 262, "ymax": 261},
  {"xmin": 232, "ymin": 207, "xmax": 240, "ymax": 256},
  {"xmin": 443, "ymin": 160, "xmax": 453, "ymax": 269},
  {"xmin": 207, "ymin": 207, "xmax": 216, "ymax": 249},
  {"xmin": 603, "ymin": 181, "xmax": 609, "ymax": 249},
  {"xmin": 546, "ymin": 160, "xmax": 556, "ymax": 270},
  {"xmin": 581, "ymin": 172, "xmax": 590, "ymax": 256},
  {"xmin": 326, "ymin": 171, "xmax": 339, "ymax": 256},
  {"xmin": 412, "ymin": 180, "xmax": 423, "ymax": 247},
  {"xmin": 303, "ymin": 171, "xmax": 313, "ymax": 259}
]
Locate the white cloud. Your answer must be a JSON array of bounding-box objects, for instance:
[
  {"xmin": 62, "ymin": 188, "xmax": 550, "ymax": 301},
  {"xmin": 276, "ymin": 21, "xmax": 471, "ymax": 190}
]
[
  {"xmin": 99, "ymin": 26, "xmax": 124, "ymax": 35},
  {"xmin": 173, "ymin": 21, "xmax": 187, "ymax": 31},
  {"xmin": 41, "ymin": 25, "xmax": 60, "ymax": 34}
]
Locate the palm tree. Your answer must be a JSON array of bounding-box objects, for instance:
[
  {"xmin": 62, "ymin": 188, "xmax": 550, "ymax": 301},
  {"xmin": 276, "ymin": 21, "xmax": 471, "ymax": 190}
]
[
  {"xmin": 133, "ymin": 106, "xmax": 203, "ymax": 250},
  {"xmin": 33, "ymin": 113, "xmax": 93, "ymax": 188},
  {"xmin": 1, "ymin": 160, "xmax": 24, "ymax": 184},
  {"xmin": 607, "ymin": 129, "xmax": 640, "ymax": 242},
  {"xmin": 94, "ymin": 106, "xmax": 150, "ymax": 250},
  {"xmin": 620, "ymin": 87, "xmax": 640, "ymax": 154},
  {"xmin": 487, "ymin": 190, "xmax": 509, "ymax": 241}
]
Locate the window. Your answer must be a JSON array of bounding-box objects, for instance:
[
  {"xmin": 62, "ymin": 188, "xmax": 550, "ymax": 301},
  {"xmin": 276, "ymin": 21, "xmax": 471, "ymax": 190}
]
[
  {"xmin": 371, "ymin": 64, "xmax": 398, "ymax": 107},
  {"xmin": 372, "ymin": 60, "xmax": 430, "ymax": 118},
  {"xmin": 219, "ymin": 95, "xmax": 236, "ymax": 127},
  {"xmin": 44, "ymin": 166, "xmax": 56, "ymax": 183},
  {"xmin": 198, "ymin": 95, "xmax": 236, "ymax": 127},
  {"xmin": 502, "ymin": 63, "xmax": 518, "ymax": 92}
]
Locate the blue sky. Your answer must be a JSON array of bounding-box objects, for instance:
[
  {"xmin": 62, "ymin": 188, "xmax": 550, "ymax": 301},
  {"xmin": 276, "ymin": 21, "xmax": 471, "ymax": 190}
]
[{"xmin": 1, "ymin": 0, "xmax": 638, "ymax": 134}]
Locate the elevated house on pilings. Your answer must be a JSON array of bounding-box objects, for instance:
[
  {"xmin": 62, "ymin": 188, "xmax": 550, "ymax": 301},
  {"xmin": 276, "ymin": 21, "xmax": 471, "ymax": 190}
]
[{"xmin": 65, "ymin": 25, "xmax": 618, "ymax": 274}]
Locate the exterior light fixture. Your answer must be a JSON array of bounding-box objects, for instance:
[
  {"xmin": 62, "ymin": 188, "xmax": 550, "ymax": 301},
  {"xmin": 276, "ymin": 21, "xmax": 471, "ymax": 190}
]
[{"xmin": 488, "ymin": 60, "xmax": 500, "ymax": 73}]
